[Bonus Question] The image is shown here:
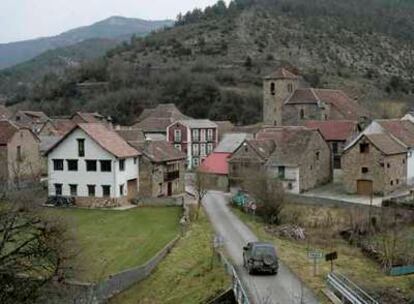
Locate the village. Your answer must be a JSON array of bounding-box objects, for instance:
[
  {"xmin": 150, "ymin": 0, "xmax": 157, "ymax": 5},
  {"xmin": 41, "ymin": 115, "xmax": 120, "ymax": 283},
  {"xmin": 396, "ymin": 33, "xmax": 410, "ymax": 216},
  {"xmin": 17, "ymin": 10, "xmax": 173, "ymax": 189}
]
[{"xmin": 1, "ymin": 67, "xmax": 414, "ymax": 303}]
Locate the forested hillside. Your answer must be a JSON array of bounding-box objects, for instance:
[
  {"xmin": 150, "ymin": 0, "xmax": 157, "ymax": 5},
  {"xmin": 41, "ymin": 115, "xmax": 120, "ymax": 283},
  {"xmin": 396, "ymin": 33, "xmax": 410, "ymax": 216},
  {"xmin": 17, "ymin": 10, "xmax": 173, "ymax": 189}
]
[{"xmin": 3, "ymin": 0, "xmax": 413, "ymax": 124}]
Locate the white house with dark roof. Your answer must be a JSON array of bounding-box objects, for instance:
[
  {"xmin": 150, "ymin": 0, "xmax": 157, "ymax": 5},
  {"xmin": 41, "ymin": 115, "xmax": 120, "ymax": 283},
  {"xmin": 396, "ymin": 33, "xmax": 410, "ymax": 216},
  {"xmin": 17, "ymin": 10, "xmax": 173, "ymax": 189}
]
[
  {"xmin": 166, "ymin": 119, "xmax": 218, "ymax": 169},
  {"xmin": 45, "ymin": 123, "xmax": 141, "ymax": 207}
]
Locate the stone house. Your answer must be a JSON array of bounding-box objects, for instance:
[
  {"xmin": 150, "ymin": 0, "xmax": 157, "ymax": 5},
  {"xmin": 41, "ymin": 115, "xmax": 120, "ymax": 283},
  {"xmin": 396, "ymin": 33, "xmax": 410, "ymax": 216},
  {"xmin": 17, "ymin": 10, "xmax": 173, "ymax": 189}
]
[
  {"xmin": 128, "ymin": 140, "xmax": 186, "ymax": 197},
  {"xmin": 342, "ymin": 133, "xmax": 407, "ymax": 196},
  {"xmin": 167, "ymin": 119, "xmax": 218, "ymax": 169},
  {"xmin": 45, "ymin": 123, "xmax": 141, "ymax": 207},
  {"xmin": 0, "ymin": 120, "xmax": 41, "ymax": 188},
  {"xmin": 304, "ymin": 120, "xmax": 360, "ymax": 170},
  {"xmin": 134, "ymin": 104, "xmax": 190, "ymax": 140},
  {"xmin": 39, "ymin": 118, "xmax": 75, "ymax": 137},
  {"xmin": 361, "ymin": 119, "xmax": 414, "ymax": 185},
  {"xmin": 263, "ymin": 68, "xmax": 368, "ymax": 126},
  {"xmin": 199, "ymin": 133, "xmax": 252, "ymax": 191},
  {"xmin": 11, "ymin": 111, "xmax": 50, "ymax": 133},
  {"xmin": 229, "ymin": 127, "xmax": 331, "ymax": 193}
]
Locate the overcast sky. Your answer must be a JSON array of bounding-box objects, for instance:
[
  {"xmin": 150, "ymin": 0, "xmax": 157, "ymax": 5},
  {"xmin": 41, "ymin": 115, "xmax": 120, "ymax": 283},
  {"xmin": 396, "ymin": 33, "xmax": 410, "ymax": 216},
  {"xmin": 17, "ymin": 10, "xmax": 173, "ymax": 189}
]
[{"xmin": 0, "ymin": 0, "xmax": 229, "ymax": 43}]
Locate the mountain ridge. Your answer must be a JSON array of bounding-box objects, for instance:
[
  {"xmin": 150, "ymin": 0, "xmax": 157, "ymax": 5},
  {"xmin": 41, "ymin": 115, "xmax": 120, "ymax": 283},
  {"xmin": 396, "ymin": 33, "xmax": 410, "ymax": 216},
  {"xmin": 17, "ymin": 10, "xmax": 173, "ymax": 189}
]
[{"xmin": 0, "ymin": 16, "xmax": 173, "ymax": 70}]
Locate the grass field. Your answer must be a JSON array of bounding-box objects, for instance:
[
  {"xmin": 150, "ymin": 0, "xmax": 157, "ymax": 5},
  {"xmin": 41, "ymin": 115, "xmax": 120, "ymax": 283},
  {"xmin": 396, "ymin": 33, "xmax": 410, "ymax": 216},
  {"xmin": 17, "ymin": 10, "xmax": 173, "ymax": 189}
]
[
  {"xmin": 110, "ymin": 211, "xmax": 231, "ymax": 304},
  {"xmin": 233, "ymin": 206, "xmax": 414, "ymax": 304},
  {"xmin": 45, "ymin": 207, "xmax": 181, "ymax": 282}
]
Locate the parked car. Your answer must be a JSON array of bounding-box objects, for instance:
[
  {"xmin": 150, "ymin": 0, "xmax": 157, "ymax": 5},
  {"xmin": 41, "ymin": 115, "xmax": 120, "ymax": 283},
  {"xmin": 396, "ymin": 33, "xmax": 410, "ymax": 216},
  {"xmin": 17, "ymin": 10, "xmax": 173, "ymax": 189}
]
[{"xmin": 243, "ymin": 242, "xmax": 278, "ymax": 275}]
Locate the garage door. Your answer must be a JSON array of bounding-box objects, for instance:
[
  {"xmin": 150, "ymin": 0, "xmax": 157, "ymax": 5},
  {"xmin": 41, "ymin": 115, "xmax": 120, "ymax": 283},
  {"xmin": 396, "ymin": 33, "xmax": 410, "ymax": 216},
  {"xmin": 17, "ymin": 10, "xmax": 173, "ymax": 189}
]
[{"xmin": 357, "ymin": 180, "xmax": 373, "ymax": 196}]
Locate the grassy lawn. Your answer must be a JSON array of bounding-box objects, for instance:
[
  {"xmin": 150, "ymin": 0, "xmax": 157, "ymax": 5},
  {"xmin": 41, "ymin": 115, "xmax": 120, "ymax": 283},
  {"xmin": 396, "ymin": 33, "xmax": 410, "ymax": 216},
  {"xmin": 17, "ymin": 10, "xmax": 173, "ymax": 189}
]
[
  {"xmin": 45, "ymin": 207, "xmax": 181, "ymax": 282},
  {"xmin": 110, "ymin": 211, "xmax": 231, "ymax": 304},
  {"xmin": 233, "ymin": 205, "xmax": 414, "ymax": 304}
]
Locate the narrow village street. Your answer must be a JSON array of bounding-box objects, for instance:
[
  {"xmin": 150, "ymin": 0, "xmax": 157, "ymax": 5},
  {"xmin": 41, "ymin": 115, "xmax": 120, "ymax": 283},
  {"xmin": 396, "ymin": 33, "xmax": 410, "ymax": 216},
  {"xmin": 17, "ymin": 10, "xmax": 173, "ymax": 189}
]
[{"xmin": 203, "ymin": 191, "xmax": 320, "ymax": 304}]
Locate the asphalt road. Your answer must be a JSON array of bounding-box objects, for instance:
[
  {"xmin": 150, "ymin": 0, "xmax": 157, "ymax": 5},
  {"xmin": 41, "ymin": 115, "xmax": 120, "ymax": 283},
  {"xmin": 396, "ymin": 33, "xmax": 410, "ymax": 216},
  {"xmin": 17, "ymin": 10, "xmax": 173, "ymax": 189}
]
[{"xmin": 203, "ymin": 191, "xmax": 320, "ymax": 304}]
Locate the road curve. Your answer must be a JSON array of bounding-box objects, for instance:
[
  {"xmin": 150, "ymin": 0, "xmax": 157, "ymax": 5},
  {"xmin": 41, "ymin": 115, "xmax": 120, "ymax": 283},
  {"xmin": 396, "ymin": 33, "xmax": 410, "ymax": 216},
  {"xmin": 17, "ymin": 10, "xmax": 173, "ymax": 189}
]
[{"xmin": 203, "ymin": 191, "xmax": 320, "ymax": 304}]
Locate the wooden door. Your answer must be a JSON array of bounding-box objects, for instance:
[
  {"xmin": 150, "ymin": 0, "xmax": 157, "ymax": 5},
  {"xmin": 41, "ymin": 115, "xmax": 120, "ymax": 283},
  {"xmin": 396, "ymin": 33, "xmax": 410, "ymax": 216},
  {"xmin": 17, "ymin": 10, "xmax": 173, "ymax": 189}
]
[
  {"xmin": 127, "ymin": 179, "xmax": 138, "ymax": 200},
  {"xmin": 357, "ymin": 180, "xmax": 373, "ymax": 196}
]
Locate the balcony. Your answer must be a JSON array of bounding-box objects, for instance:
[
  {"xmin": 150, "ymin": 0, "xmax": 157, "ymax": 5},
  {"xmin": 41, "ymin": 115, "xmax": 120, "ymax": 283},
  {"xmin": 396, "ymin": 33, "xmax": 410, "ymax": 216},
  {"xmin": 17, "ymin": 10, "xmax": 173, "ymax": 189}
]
[{"xmin": 164, "ymin": 171, "xmax": 180, "ymax": 182}]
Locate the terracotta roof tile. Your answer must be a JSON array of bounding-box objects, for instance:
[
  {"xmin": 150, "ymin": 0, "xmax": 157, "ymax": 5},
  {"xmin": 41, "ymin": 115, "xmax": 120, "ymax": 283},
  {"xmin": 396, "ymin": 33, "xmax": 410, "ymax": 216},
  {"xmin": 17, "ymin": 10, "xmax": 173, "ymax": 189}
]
[
  {"xmin": 46, "ymin": 123, "xmax": 140, "ymax": 158},
  {"xmin": 134, "ymin": 104, "xmax": 190, "ymax": 127},
  {"xmin": 116, "ymin": 128, "xmax": 146, "ymax": 143},
  {"xmin": 377, "ymin": 119, "xmax": 414, "ymax": 148},
  {"xmin": 129, "ymin": 140, "xmax": 185, "ymax": 163},
  {"xmin": 52, "ymin": 119, "xmax": 76, "ymax": 136},
  {"xmin": 304, "ymin": 120, "xmax": 358, "ymax": 141},
  {"xmin": 366, "ymin": 133, "xmax": 406, "ymax": 155}
]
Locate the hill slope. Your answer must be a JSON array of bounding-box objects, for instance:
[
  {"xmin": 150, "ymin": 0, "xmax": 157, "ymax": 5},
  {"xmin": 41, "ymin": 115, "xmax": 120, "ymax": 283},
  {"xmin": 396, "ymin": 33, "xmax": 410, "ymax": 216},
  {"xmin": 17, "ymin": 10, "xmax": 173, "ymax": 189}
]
[
  {"xmin": 0, "ymin": 16, "xmax": 173, "ymax": 70},
  {"xmin": 3, "ymin": 0, "xmax": 414, "ymax": 123}
]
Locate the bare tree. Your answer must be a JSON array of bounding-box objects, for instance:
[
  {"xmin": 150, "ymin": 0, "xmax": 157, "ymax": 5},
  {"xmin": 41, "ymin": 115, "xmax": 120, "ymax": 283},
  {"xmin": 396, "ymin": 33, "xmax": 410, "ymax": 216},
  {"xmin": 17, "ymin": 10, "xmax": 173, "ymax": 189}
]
[
  {"xmin": 241, "ymin": 167, "xmax": 285, "ymax": 225},
  {"xmin": 0, "ymin": 192, "xmax": 75, "ymax": 303},
  {"xmin": 192, "ymin": 170, "xmax": 209, "ymax": 220}
]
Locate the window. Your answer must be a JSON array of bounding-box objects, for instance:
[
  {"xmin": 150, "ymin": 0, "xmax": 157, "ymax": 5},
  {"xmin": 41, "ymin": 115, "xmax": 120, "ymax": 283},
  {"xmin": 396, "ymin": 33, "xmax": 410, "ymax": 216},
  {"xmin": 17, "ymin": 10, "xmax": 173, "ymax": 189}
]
[
  {"xmin": 403, "ymin": 159, "xmax": 406, "ymax": 164},
  {"xmin": 174, "ymin": 144, "xmax": 181, "ymax": 151},
  {"xmin": 360, "ymin": 143, "xmax": 369, "ymax": 153},
  {"xmin": 86, "ymin": 160, "xmax": 97, "ymax": 171},
  {"xmin": 16, "ymin": 115, "xmax": 21, "ymax": 121},
  {"xmin": 324, "ymin": 114, "xmax": 328, "ymax": 120},
  {"xmin": 207, "ymin": 143, "xmax": 214, "ymax": 154},
  {"xmin": 77, "ymin": 139, "xmax": 85, "ymax": 157},
  {"xmin": 316, "ymin": 151, "xmax": 320, "ymax": 161},
  {"xmin": 53, "ymin": 159, "xmax": 64, "ymax": 171},
  {"xmin": 200, "ymin": 143, "xmax": 206, "ymax": 156},
  {"xmin": 67, "ymin": 160, "xmax": 78, "ymax": 171},
  {"xmin": 270, "ymin": 82, "xmax": 275, "ymax": 95},
  {"xmin": 287, "ymin": 83, "xmax": 293, "ymax": 93},
  {"xmin": 332, "ymin": 142, "xmax": 338, "ymax": 154},
  {"xmin": 387, "ymin": 163, "xmax": 390, "ymax": 168},
  {"xmin": 192, "ymin": 129, "xmax": 199, "ymax": 142},
  {"xmin": 69, "ymin": 184, "xmax": 77, "ymax": 196},
  {"xmin": 102, "ymin": 185, "xmax": 111, "ymax": 197},
  {"xmin": 88, "ymin": 185, "xmax": 96, "ymax": 197},
  {"xmin": 396, "ymin": 179, "xmax": 400, "ymax": 185},
  {"xmin": 278, "ymin": 166, "xmax": 285, "ymax": 179},
  {"xmin": 193, "ymin": 158, "xmax": 199, "ymax": 167},
  {"xmin": 120, "ymin": 184, "xmax": 124, "ymax": 195},
  {"xmin": 299, "ymin": 109, "xmax": 305, "ymax": 119},
  {"xmin": 391, "ymin": 180, "xmax": 394, "ymax": 186},
  {"xmin": 174, "ymin": 129, "xmax": 181, "ymax": 142},
  {"xmin": 16, "ymin": 146, "xmax": 22, "ymax": 162},
  {"xmin": 192, "ymin": 144, "xmax": 199, "ymax": 156},
  {"xmin": 119, "ymin": 159, "xmax": 125, "ymax": 171},
  {"xmin": 200, "ymin": 129, "xmax": 206, "ymax": 142},
  {"xmin": 100, "ymin": 160, "xmax": 112, "ymax": 172},
  {"xmin": 207, "ymin": 129, "xmax": 213, "ymax": 141},
  {"xmin": 288, "ymin": 183, "xmax": 293, "ymax": 190},
  {"xmin": 134, "ymin": 157, "xmax": 137, "ymax": 164},
  {"xmin": 55, "ymin": 184, "xmax": 62, "ymax": 196},
  {"xmin": 361, "ymin": 167, "xmax": 369, "ymax": 174}
]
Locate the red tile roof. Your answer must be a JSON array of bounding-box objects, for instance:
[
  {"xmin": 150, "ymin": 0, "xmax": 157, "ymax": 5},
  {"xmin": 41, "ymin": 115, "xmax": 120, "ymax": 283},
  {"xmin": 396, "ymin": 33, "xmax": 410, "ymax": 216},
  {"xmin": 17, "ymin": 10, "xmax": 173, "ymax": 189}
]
[
  {"xmin": 377, "ymin": 119, "xmax": 414, "ymax": 148},
  {"xmin": 46, "ymin": 123, "xmax": 140, "ymax": 158},
  {"xmin": 0, "ymin": 120, "xmax": 18, "ymax": 145},
  {"xmin": 52, "ymin": 119, "xmax": 76, "ymax": 136},
  {"xmin": 304, "ymin": 120, "xmax": 358, "ymax": 141},
  {"xmin": 264, "ymin": 68, "xmax": 300, "ymax": 80},
  {"xmin": 365, "ymin": 133, "xmax": 406, "ymax": 155},
  {"xmin": 129, "ymin": 140, "xmax": 186, "ymax": 163},
  {"xmin": 199, "ymin": 152, "xmax": 231, "ymax": 175},
  {"xmin": 286, "ymin": 88, "xmax": 366, "ymax": 120},
  {"xmin": 72, "ymin": 112, "xmax": 106, "ymax": 123}
]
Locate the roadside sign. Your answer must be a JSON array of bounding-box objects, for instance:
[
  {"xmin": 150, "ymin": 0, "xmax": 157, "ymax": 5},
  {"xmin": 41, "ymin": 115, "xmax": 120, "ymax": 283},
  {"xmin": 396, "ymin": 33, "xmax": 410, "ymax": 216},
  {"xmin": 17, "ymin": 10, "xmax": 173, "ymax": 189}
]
[
  {"xmin": 308, "ymin": 251, "xmax": 323, "ymax": 260},
  {"xmin": 325, "ymin": 251, "xmax": 338, "ymax": 262}
]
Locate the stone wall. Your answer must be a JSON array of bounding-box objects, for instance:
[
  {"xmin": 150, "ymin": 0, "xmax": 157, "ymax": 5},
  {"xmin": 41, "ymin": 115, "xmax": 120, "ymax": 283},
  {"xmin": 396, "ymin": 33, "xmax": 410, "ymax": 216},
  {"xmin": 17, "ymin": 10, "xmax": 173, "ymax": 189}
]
[
  {"xmin": 75, "ymin": 196, "xmax": 129, "ymax": 208},
  {"xmin": 299, "ymin": 132, "xmax": 332, "ymax": 192},
  {"xmin": 342, "ymin": 137, "xmax": 407, "ymax": 195}
]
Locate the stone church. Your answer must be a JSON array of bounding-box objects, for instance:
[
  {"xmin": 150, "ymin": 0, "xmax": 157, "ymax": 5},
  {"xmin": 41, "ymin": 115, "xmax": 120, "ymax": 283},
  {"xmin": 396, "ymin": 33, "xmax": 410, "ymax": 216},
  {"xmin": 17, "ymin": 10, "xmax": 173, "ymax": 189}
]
[{"xmin": 263, "ymin": 68, "xmax": 368, "ymax": 126}]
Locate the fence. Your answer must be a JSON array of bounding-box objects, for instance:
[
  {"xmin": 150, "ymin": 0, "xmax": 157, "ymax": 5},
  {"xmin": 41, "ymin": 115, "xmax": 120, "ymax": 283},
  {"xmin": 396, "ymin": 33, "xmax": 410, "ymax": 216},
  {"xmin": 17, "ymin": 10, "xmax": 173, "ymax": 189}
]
[
  {"xmin": 216, "ymin": 251, "xmax": 251, "ymax": 304},
  {"xmin": 326, "ymin": 272, "xmax": 378, "ymax": 304}
]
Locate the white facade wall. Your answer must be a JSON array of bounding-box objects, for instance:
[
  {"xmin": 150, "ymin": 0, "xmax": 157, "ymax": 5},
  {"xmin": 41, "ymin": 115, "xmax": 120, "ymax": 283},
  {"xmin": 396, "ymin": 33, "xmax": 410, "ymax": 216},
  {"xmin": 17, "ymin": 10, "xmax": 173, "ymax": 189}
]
[
  {"xmin": 48, "ymin": 128, "xmax": 138, "ymax": 198},
  {"xmin": 407, "ymin": 149, "xmax": 414, "ymax": 185}
]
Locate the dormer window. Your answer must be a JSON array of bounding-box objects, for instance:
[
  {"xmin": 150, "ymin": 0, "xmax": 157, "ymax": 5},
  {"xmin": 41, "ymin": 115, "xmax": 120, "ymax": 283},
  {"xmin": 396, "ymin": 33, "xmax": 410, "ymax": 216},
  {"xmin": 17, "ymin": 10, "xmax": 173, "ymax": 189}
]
[{"xmin": 270, "ymin": 82, "xmax": 275, "ymax": 96}]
